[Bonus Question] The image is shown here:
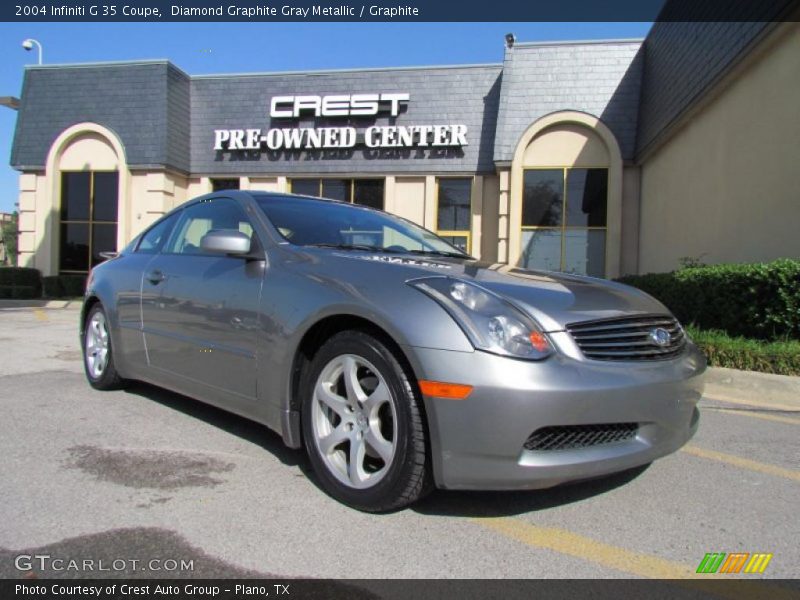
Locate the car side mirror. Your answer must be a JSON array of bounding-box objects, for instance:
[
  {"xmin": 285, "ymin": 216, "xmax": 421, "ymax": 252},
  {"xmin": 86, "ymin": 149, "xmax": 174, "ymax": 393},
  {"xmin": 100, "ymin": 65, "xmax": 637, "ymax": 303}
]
[{"xmin": 200, "ymin": 229, "xmax": 251, "ymax": 255}]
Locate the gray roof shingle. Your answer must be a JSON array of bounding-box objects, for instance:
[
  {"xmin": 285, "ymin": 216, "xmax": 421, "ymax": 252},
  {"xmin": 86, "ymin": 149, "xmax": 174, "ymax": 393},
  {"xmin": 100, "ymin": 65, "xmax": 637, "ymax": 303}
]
[{"xmin": 493, "ymin": 40, "xmax": 644, "ymax": 163}]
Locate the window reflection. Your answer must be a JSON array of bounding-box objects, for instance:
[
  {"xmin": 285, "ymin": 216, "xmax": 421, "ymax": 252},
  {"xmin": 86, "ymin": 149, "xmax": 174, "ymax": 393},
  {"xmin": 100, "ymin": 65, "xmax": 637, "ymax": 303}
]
[
  {"xmin": 436, "ymin": 178, "xmax": 472, "ymax": 253},
  {"xmin": 522, "ymin": 170, "xmax": 563, "ymax": 227},
  {"xmin": 564, "ymin": 230, "xmax": 606, "ymax": 278},
  {"xmin": 520, "ymin": 229, "xmax": 561, "ymax": 272},
  {"xmin": 521, "ymin": 168, "xmax": 608, "ymax": 277},
  {"xmin": 566, "ymin": 169, "xmax": 607, "ymax": 227}
]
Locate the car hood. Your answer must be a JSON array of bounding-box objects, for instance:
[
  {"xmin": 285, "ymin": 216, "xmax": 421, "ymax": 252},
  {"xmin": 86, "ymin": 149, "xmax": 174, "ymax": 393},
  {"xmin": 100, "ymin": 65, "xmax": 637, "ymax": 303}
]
[{"xmin": 304, "ymin": 250, "xmax": 670, "ymax": 332}]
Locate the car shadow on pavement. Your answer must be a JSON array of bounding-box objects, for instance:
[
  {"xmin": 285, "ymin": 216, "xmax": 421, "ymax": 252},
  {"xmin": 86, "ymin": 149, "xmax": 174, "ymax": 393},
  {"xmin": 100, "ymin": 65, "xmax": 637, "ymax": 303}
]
[
  {"xmin": 123, "ymin": 382, "xmax": 649, "ymax": 516},
  {"xmin": 123, "ymin": 381, "xmax": 308, "ymax": 471},
  {"xmin": 413, "ymin": 464, "xmax": 650, "ymax": 518}
]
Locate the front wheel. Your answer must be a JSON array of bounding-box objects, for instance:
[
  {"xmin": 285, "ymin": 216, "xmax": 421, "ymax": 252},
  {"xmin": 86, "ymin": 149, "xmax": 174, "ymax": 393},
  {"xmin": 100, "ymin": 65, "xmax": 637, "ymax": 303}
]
[
  {"xmin": 83, "ymin": 303, "xmax": 126, "ymax": 390},
  {"xmin": 301, "ymin": 330, "xmax": 431, "ymax": 512}
]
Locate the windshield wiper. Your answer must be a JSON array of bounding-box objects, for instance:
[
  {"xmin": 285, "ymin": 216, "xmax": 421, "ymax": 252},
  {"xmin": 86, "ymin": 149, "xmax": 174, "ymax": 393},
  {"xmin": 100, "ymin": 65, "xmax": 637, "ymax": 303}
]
[
  {"xmin": 405, "ymin": 249, "xmax": 471, "ymax": 259},
  {"xmin": 307, "ymin": 243, "xmax": 468, "ymax": 259},
  {"xmin": 307, "ymin": 243, "xmax": 400, "ymax": 253}
]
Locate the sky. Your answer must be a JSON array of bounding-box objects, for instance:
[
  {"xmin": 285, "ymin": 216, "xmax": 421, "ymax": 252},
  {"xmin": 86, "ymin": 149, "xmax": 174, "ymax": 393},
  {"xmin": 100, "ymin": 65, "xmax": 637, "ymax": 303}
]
[{"xmin": 0, "ymin": 21, "xmax": 652, "ymax": 213}]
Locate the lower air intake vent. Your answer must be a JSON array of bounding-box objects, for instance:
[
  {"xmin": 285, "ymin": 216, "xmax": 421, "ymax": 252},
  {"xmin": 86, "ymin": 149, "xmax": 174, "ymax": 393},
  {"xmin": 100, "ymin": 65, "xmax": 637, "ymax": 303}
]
[{"xmin": 524, "ymin": 423, "xmax": 639, "ymax": 451}]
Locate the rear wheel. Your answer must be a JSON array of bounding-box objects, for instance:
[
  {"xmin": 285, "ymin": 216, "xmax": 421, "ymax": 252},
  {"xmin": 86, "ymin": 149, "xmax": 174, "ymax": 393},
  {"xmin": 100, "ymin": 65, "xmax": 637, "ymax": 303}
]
[
  {"xmin": 83, "ymin": 303, "xmax": 125, "ymax": 390},
  {"xmin": 301, "ymin": 330, "xmax": 431, "ymax": 512}
]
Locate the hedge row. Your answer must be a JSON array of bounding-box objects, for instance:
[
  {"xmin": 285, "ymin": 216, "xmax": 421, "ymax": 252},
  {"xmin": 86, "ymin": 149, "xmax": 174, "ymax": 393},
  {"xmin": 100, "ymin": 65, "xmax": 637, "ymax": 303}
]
[
  {"xmin": 687, "ymin": 326, "xmax": 800, "ymax": 376},
  {"xmin": 0, "ymin": 267, "xmax": 42, "ymax": 299},
  {"xmin": 618, "ymin": 259, "xmax": 800, "ymax": 341},
  {"xmin": 43, "ymin": 274, "xmax": 87, "ymax": 298},
  {"xmin": 0, "ymin": 268, "xmax": 87, "ymax": 299}
]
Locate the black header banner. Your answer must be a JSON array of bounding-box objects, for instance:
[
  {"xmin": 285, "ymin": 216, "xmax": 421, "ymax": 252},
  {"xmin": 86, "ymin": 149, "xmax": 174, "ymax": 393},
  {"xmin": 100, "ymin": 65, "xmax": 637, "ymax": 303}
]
[{"xmin": 4, "ymin": 0, "xmax": 800, "ymax": 22}]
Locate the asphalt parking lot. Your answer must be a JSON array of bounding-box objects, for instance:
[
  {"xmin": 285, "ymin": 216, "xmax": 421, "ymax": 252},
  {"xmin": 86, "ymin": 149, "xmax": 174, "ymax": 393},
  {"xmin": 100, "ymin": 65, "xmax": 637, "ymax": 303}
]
[{"xmin": 1, "ymin": 304, "xmax": 798, "ymax": 581}]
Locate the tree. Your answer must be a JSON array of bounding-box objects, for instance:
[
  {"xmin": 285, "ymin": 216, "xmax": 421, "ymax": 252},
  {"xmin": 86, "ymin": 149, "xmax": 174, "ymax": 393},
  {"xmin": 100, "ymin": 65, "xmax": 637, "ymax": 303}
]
[{"xmin": 0, "ymin": 212, "xmax": 18, "ymax": 267}]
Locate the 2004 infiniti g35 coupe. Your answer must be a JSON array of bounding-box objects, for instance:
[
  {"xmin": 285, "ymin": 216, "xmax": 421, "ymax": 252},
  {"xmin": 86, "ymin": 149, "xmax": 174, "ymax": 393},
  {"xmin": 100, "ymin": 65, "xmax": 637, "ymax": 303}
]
[{"xmin": 81, "ymin": 191, "xmax": 705, "ymax": 511}]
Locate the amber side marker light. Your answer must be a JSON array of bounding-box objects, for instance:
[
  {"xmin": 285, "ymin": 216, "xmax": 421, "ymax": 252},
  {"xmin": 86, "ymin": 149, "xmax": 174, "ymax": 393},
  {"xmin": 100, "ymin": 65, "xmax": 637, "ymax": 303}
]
[
  {"xmin": 530, "ymin": 331, "xmax": 549, "ymax": 353},
  {"xmin": 419, "ymin": 380, "xmax": 473, "ymax": 400}
]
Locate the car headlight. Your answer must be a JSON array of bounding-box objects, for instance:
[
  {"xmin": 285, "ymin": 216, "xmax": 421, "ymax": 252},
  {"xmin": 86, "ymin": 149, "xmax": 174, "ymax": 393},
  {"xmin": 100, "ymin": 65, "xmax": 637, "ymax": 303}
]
[{"xmin": 408, "ymin": 277, "xmax": 552, "ymax": 360}]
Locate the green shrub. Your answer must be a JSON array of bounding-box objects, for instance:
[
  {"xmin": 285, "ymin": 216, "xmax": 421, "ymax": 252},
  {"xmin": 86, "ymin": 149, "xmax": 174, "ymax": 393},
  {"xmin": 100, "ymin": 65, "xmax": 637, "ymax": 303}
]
[
  {"xmin": 618, "ymin": 259, "xmax": 800, "ymax": 341},
  {"xmin": 42, "ymin": 276, "xmax": 63, "ymax": 298},
  {"xmin": 61, "ymin": 275, "xmax": 87, "ymax": 297},
  {"xmin": 0, "ymin": 267, "xmax": 42, "ymax": 299},
  {"xmin": 687, "ymin": 326, "xmax": 800, "ymax": 376},
  {"xmin": 43, "ymin": 274, "xmax": 86, "ymax": 298}
]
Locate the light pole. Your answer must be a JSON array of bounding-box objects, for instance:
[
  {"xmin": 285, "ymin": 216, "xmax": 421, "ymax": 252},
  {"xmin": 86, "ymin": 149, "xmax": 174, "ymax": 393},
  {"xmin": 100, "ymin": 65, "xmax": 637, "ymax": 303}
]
[{"xmin": 22, "ymin": 38, "xmax": 43, "ymax": 64}]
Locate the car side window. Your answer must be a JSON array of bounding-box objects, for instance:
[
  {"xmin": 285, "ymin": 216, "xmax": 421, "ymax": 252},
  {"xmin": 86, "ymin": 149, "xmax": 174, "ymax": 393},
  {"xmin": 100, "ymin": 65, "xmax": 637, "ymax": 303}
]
[
  {"xmin": 136, "ymin": 212, "xmax": 180, "ymax": 254},
  {"xmin": 165, "ymin": 198, "xmax": 255, "ymax": 255}
]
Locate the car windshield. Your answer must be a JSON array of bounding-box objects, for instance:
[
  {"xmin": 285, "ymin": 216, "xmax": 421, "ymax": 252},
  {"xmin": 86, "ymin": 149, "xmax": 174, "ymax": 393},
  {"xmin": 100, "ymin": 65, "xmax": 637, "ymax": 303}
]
[{"xmin": 255, "ymin": 194, "xmax": 470, "ymax": 257}]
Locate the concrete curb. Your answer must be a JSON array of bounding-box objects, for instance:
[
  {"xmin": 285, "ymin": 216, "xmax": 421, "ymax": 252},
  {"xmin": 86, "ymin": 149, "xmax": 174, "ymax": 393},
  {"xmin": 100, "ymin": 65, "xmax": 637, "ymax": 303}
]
[
  {"xmin": 705, "ymin": 366, "xmax": 800, "ymax": 407},
  {"xmin": 0, "ymin": 299, "xmax": 81, "ymax": 309}
]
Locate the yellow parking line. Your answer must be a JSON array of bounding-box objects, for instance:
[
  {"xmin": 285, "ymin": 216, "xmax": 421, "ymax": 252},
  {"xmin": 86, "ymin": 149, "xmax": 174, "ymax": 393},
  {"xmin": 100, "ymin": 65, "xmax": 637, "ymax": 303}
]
[
  {"xmin": 33, "ymin": 309, "xmax": 48, "ymax": 322},
  {"xmin": 703, "ymin": 393, "xmax": 800, "ymax": 413},
  {"xmin": 473, "ymin": 516, "xmax": 697, "ymax": 578},
  {"xmin": 473, "ymin": 518, "xmax": 795, "ymax": 600},
  {"xmin": 708, "ymin": 407, "xmax": 800, "ymax": 427},
  {"xmin": 682, "ymin": 445, "xmax": 800, "ymax": 482}
]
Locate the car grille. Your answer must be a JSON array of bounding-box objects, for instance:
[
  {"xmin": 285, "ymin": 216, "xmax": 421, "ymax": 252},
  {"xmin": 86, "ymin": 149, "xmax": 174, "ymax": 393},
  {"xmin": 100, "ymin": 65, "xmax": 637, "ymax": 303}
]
[
  {"xmin": 524, "ymin": 423, "xmax": 639, "ymax": 452},
  {"xmin": 566, "ymin": 314, "xmax": 686, "ymax": 361}
]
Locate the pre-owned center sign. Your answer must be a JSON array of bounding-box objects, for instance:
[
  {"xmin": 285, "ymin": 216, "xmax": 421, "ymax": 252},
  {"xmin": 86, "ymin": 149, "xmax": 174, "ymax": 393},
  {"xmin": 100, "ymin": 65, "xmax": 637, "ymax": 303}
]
[{"xmin": 213, "ymin": 93, "xmax": 468, "ymax": 151}]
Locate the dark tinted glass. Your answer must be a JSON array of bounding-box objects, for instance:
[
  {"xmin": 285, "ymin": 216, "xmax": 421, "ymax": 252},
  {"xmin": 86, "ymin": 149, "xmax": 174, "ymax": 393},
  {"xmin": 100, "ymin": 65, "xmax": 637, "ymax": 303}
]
[
  {"xmin": 60, "ymin": 223, "xmax": 89, "ymax": 271},
  {"xmin": 91, "ymin": 224, "xmax": 117, "ymax": 267},
  {"xmin": 322, "ymin": 179, "xmax": 352, "ymax": 202},
  {"xmin": 291, "ymin": 179, "xmax": 321, "ymax": 197},
  {"xmin": 437, "ymin": 179, "xmax": 471, "ymax": 231},
  {"xmin": 522, "ymin": 170, "xmax": 563, "ymax": 227},
  {"xmin": 353, "ymin": 179, "xmax": 384, "ymax": 210},
  {"xmin": 566, "ymin": 169, "xmax": 607, "ymax": 227},
  {"xmin": 137, "ymin": 213, "xmax": 180, "ymax": 254},
  {"xmin": 61, "ymin": 172, "xmax": 91, "ymax": 221},
  {"xmin": 92, "ymin": 172, "xmax": 119, "ymax": 222},
  {"xmin": 211, "ymin": 178, "xmax": 240, "ymax": 191}
]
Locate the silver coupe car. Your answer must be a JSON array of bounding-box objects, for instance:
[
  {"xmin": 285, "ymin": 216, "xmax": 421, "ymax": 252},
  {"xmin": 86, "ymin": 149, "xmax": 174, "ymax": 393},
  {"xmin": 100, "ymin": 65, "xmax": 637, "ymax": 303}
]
[{"xmin": 81, "ymin": 191, "xmax": 705, "ymax": 511}]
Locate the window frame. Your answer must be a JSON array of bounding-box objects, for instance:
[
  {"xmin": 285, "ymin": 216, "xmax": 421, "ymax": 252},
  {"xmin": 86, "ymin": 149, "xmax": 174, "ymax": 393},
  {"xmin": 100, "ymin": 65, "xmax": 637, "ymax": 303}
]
[
  {"xmin": 210, "ymin": 177, "xmax": 241, "ymax": 192},
  {"xmin": 134, "ymin": 211, "xmax": 181, "ymax": 255},
  {"xmin": 521, "ymin": 166, "xmax": 608, "ymax": 276},
  {"xmin": 288, "ymin": 178, "xmax": 386, "ymax": 210},
  {"xmin": 435, "ymin": 176, "xmax": 473, "ymax": 254},
  {"xmin": 160, "ymin": 197, "xmax": 261, "ymax": 258},
  {"xmin": 59, "ymin": 170, "xmax": 119, "ymax": 274}
]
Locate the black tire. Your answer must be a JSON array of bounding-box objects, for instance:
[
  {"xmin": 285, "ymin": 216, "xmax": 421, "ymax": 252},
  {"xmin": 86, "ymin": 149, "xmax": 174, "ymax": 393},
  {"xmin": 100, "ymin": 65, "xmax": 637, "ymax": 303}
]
[
  {"xmin": 83, "ymin": 303, "xmax": 126, "ymax": 391},
  {"xmin": 301, "ymin": 330, "xmax": 432, "ymax": 512}
]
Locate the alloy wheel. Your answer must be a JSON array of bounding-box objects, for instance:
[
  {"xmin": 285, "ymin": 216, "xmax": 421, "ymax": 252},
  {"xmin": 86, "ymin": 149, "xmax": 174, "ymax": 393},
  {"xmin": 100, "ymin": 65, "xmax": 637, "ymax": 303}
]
[
  {"xmin": 311, "ymin": 354, "xmax": 398, "ymax": 489},
  {"xmin": 85, "ymin": 310, "xmax": 110, "ymax": 379}
]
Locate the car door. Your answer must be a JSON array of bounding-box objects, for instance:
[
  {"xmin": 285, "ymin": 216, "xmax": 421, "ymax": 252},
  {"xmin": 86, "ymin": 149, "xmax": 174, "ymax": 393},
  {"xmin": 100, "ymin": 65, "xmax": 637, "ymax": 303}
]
[{"xmin": 140, "ymin": 197, "xmax": 264, "ymax": 406}]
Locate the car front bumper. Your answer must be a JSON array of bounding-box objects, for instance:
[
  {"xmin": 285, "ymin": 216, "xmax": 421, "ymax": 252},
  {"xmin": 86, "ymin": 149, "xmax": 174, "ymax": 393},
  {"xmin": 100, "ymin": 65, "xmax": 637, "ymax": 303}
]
[{"xmin": 406, "ymin": 338, "xmax": 706, "ymax": 490}]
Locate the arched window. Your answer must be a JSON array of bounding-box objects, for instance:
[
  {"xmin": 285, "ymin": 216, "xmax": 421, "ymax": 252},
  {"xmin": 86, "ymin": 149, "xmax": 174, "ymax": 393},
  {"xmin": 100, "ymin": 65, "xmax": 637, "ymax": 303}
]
[
  {"xmin": 510, "ymin": 113, "xmax": 623, "ymax": 278},
  {"xmin": 52, "ymin": 130, "xmax": 122, "ymax": 274}
]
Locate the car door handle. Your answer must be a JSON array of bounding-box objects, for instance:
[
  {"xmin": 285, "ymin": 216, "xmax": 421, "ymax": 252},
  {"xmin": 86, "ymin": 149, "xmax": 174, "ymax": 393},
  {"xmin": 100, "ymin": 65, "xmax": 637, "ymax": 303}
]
[{"xmin": 146, "ymin": 270, "xmax": 167, "ymax": 285}]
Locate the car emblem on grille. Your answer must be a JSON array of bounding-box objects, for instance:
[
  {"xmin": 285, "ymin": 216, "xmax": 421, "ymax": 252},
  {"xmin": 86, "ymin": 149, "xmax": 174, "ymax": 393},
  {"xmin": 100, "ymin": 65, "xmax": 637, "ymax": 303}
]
[{"xmin": 649, "ymin": 327, "xmax": 671, "ymax": 347}]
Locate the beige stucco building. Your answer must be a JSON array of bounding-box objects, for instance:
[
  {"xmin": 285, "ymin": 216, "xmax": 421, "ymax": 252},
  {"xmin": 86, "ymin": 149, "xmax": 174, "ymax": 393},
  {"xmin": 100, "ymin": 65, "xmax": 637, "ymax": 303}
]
[{"xmin": 8, "ymin": 19, "xmax": 800, "ymax": 278}]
